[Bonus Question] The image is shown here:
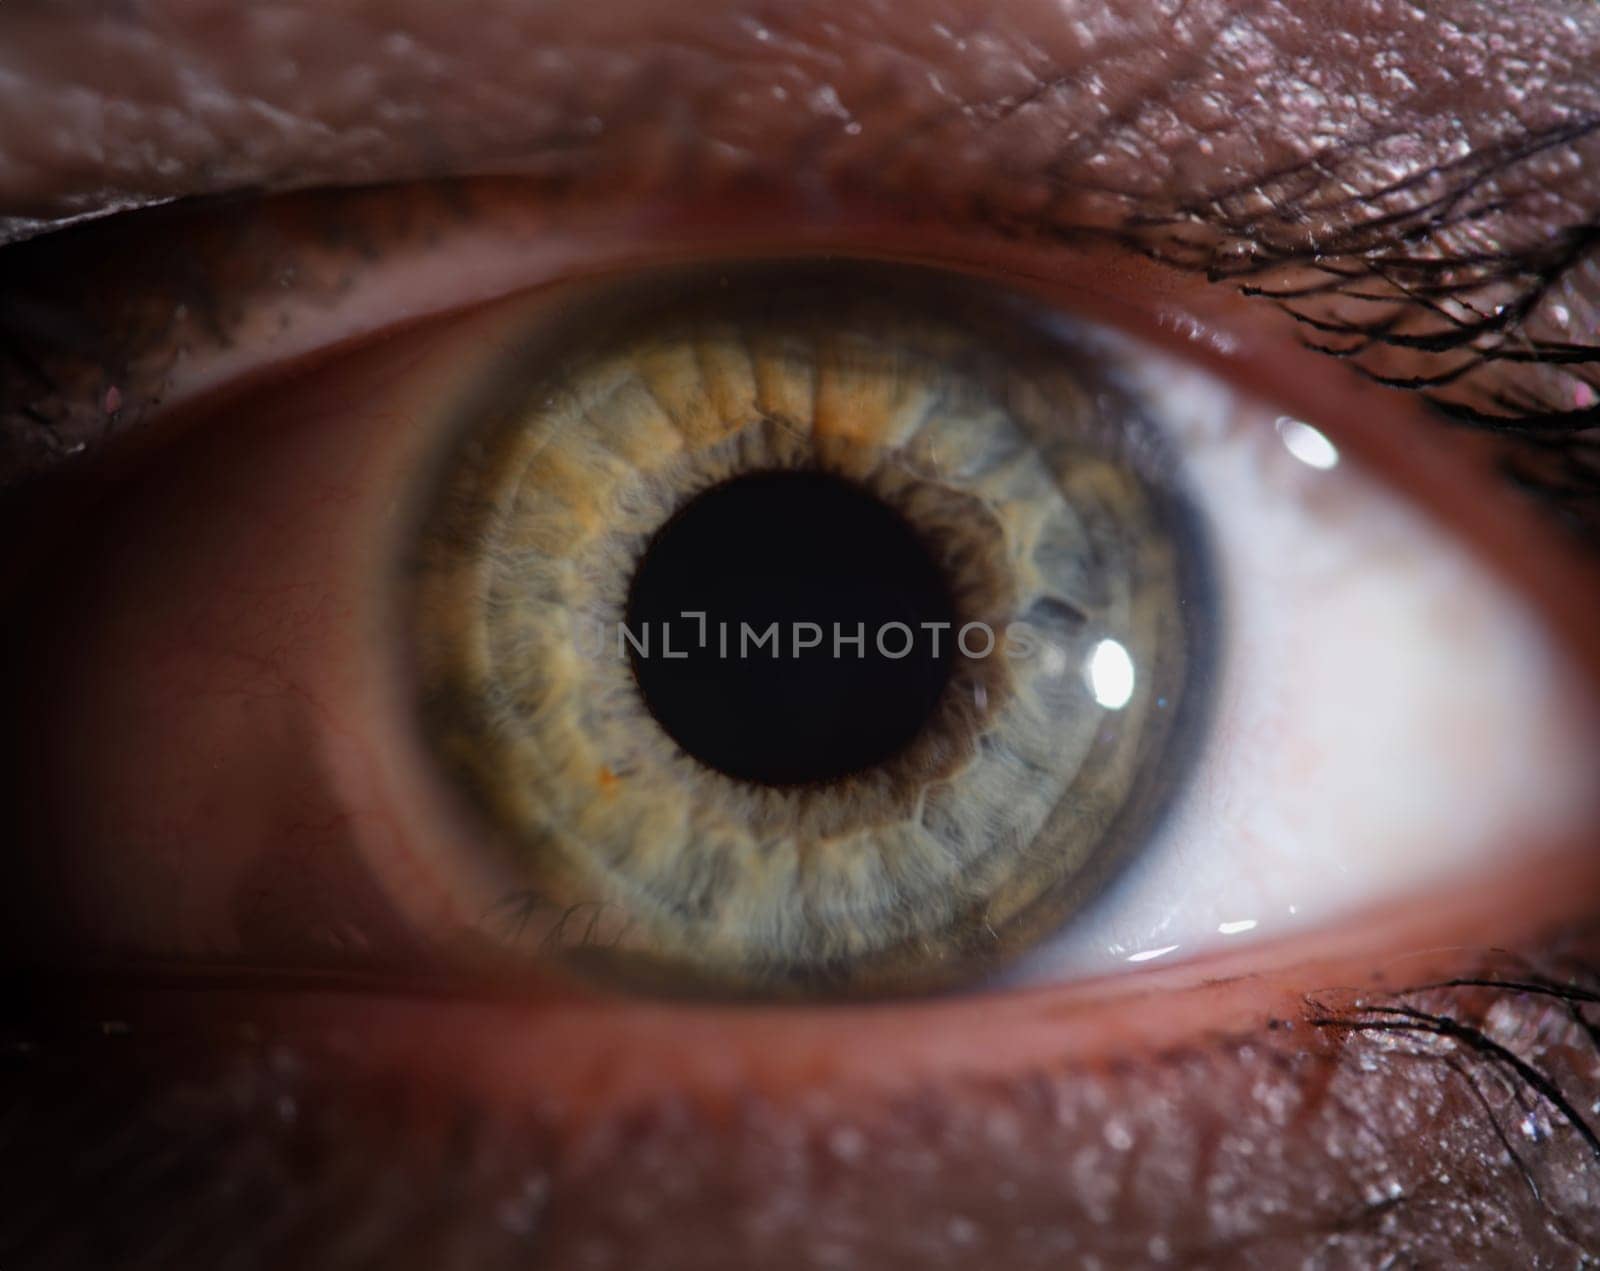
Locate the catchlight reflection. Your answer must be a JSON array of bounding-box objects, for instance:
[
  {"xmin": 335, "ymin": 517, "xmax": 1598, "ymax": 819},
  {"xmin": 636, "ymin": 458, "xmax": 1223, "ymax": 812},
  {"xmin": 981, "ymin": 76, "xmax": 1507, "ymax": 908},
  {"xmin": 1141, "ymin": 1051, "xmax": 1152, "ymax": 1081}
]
[
  {"xmin": 1274, "ymin": 416, "xmax": 1341, "ymax": 470},
  {"xmin": 1086, "ymin": 638, "xmax": 1136, "ymax": 710}
]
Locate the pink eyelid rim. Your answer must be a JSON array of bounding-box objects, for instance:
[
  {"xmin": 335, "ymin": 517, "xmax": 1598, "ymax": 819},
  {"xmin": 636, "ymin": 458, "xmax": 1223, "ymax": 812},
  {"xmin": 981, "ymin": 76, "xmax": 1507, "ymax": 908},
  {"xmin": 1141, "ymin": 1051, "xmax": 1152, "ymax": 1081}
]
[{"xmin": 40, "ymin": 842, "xmax": 1600, "ymax": 1122}]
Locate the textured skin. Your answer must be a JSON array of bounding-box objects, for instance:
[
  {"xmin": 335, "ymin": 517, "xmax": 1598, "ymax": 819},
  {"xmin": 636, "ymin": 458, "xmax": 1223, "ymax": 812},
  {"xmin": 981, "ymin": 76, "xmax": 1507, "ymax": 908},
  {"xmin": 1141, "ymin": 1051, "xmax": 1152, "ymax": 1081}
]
[
  {"xmin": 1, "ymin": 4, "xmax": 1599, "ymax": 1268},
  {"xmin": 3, "ymin": 934, "xmax": 1600, "ymax": 1268},
  {"xmin": 0, "ymin": 0, "xmax": 1597, "ymax": 508},
  {"xmin": 0, "ymin": 0, "xmax": 1595, "ymax": 238}
]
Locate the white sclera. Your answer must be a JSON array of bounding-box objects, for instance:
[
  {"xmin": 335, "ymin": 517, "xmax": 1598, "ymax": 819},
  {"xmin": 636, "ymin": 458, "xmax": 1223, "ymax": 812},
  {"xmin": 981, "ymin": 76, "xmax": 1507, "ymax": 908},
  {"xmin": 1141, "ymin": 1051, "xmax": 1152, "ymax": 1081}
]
[{"xmin": 1011, "ymin": 341, "xmax": 1600, "ymax": 983}]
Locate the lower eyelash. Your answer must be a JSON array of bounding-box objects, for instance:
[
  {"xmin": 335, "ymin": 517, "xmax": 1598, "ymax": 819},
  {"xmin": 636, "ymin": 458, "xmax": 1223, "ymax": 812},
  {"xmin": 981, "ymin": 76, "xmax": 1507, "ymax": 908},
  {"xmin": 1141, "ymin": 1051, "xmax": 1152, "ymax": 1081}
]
[{"xmin": 3, "ymin": 934, "xmax": 1596, "ymax": 1268}]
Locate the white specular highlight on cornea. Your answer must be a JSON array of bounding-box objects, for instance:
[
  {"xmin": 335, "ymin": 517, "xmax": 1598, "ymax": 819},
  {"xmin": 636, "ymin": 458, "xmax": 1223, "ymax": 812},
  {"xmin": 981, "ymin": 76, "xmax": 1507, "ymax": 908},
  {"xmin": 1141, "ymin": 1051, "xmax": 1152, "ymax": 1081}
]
[{"xmin": 1086, "ymin": 638, "xmax": 1136, "ymax": 710}]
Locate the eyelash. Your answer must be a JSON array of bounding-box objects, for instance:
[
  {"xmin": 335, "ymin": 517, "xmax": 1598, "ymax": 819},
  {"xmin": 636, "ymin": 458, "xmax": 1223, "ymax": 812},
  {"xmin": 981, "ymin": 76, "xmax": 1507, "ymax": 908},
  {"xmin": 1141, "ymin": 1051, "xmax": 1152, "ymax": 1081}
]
[
  {"xmin": 1, "ymin": 113, "xmax": 1598, "ymax": 542},
  {"xmin": 1112, "ymin": 118, "xmax": 1600, "ymax": 538},
  {"xmin": 878, "ymin": 103, "xmax": 1600, "ymax": 539}
]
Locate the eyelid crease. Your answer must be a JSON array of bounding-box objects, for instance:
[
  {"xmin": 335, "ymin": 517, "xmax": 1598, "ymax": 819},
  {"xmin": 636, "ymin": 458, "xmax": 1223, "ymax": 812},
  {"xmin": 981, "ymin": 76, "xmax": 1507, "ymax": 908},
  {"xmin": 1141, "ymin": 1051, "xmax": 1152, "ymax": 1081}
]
[{"xmin": 2, "ymin": 0, "xmax": 1600, "ymax": 530}]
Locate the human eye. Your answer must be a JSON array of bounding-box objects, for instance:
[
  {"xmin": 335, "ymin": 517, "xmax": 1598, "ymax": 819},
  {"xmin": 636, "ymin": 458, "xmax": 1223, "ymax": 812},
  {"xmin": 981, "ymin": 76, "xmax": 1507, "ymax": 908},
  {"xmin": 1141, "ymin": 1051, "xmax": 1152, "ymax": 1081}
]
[{"xmin": 3, "ymin": 3, "xmax": 1599, "ymax": 1268}]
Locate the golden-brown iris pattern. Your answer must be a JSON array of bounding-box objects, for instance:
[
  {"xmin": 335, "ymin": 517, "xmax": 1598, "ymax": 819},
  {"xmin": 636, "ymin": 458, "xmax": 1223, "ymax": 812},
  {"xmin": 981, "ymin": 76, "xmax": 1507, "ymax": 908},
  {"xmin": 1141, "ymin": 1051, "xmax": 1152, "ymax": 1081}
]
[{"xmin": 409, "ymin": 270, "xmax": 1200, "ymax": 995}]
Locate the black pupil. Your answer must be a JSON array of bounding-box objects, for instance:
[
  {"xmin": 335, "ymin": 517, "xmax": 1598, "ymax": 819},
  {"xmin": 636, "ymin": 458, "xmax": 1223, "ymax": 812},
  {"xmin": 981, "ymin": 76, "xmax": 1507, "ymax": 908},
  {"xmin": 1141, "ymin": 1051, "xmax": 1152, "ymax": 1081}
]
[{"xmin": 625, "ymin": 469, "xmax": 958, "ymax": 786}]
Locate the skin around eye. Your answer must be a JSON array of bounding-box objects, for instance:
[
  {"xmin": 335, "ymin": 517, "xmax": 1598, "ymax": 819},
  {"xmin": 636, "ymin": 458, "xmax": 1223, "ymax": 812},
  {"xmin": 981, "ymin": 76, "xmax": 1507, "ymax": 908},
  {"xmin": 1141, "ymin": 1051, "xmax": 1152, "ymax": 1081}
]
[
  {"xmin": 3, "ymin": 5, "xmax": 1600, "ymax": 1266},
  {"xmin": 3, "ymin": 259, "xmax": 1597, "ymax": 1005}
]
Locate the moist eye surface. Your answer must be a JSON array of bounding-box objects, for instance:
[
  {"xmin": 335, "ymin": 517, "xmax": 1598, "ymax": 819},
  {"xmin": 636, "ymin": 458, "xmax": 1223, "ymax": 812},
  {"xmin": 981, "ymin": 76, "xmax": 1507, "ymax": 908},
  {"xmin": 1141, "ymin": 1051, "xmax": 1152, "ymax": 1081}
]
[{"xmin": 406, "ymin": 263, "xmax": 1209, "ymax": 996}]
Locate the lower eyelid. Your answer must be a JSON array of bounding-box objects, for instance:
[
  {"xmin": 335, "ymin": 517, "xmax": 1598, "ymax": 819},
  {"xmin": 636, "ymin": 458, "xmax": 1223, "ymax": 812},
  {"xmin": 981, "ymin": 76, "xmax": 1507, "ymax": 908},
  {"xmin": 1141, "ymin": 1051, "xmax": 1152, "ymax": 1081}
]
[
  {"xmin": 90, "ymin": 846, "xmax": 1600, "ymax": 1109},
  {"xmin": 7, "ymin": 927, "xmax": 1599, "ymax": 1268}
]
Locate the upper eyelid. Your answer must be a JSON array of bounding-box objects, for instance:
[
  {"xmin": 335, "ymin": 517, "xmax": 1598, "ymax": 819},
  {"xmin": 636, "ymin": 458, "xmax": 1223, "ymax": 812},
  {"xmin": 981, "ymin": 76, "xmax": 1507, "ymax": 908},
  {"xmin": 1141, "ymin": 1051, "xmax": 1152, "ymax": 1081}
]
[
  {"xmin": 0, "ymin": 0, "xmax": 1592, "ymax": 241},
  {"xmin": 0, "ymin": 12, "xmax": 1592, "ymax": 231},
  {"xmin": 0, "ymin": 166, "xmax": 1584, "ymax": 488},
  {"xmin": 2, "ymin": 0, "xmax": 1599, "ymax": 495}
]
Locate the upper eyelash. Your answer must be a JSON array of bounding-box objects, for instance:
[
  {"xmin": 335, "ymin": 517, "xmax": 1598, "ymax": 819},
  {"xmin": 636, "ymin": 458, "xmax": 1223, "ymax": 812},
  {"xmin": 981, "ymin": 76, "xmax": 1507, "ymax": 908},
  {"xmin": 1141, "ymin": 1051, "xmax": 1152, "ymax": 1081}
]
[
  {"xmin": 2, "ymin": 107, "xmax": 1599, "ymax": 525},
  {"xmin": 1062, "ymin": 115, "xmax": 1600, "ymax": 541}
]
